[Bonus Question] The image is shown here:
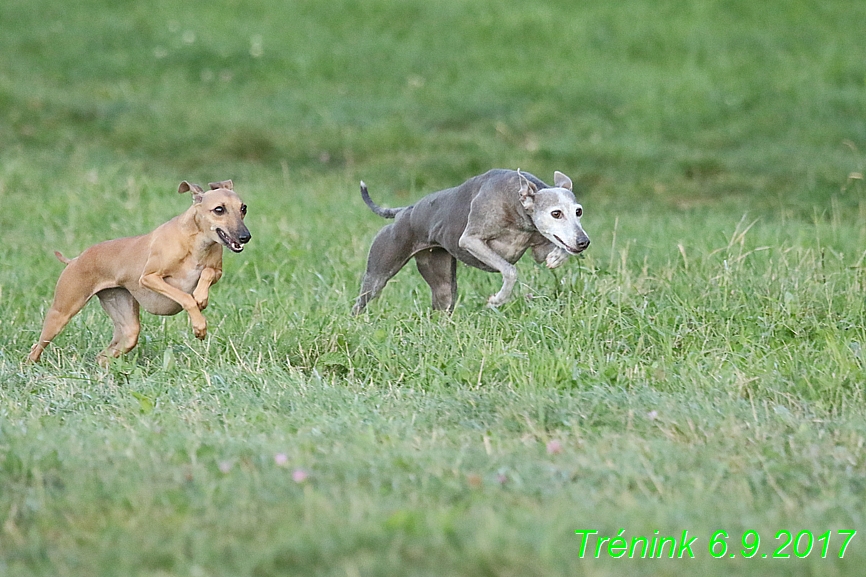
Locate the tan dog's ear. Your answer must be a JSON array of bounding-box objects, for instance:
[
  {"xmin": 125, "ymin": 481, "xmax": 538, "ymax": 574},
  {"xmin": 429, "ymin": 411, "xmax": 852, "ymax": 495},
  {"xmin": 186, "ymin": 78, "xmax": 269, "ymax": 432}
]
[
  {"xmin": 553, "ymin": 171, "xmax": 573, "ymax": 191},
  {"xmin": 517, "ymin": 169, "xmax": 537, "ymax": 212},
  {"xmin": 208, "ymin": 180, "xmax": 233, "ymax": 190},
  {"xmin": 178, "ymin": 181, "xmax": 206, "ymax": 203}
]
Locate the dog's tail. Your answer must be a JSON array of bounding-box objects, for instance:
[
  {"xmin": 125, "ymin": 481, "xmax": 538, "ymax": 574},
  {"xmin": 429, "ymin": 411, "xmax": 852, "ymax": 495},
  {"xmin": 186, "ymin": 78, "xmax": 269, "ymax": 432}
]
[
  {"xmin": 360, "ymin": 181, "xmax": 403, "ymax": 219},
  {"xmin": 54, "ymin": 251, "xmax": 72, "ymax": 265}
]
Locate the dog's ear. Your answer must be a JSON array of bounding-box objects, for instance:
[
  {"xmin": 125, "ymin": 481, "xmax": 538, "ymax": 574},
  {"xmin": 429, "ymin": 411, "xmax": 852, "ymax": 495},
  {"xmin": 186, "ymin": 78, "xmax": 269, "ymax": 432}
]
[
  {"xmin": 178, "ymin": 181, "xmax": 206, "ymax": 203},
  {"xmin": 208, "ymin": 180, "xmax": 234, "ymax": 191},
  {"xmin": 553, "ymin": 171, "xmax": 573, "ymax": 191},
  {"xmin": 517, "ymin": 169, "xmax": 537, "ymax": 212}
]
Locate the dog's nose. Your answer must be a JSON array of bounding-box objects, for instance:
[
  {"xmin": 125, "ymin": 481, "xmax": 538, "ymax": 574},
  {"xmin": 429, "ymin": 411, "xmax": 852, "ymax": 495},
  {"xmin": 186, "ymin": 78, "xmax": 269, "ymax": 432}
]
[
  {"xmin": 577, "ymin": 238, "xmax": 590, "ymax": 251},
  {"xmin": 239, "ymin": 230, "xmax": 252, "ymax": 244}
]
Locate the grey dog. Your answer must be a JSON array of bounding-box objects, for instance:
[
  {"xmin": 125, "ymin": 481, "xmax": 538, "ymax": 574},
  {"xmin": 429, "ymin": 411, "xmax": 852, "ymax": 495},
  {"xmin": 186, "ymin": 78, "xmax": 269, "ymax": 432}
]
[{"xmin": 352, "ymin": 168, "xmax": 590, "ymax": 314}]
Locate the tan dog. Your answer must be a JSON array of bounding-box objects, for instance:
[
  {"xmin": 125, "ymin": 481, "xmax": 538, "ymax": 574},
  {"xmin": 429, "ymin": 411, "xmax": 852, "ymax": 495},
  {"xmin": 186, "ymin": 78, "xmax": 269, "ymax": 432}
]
[{"xmin": 28, "ymin": 180, "xmax": 251, "ymax": 364}]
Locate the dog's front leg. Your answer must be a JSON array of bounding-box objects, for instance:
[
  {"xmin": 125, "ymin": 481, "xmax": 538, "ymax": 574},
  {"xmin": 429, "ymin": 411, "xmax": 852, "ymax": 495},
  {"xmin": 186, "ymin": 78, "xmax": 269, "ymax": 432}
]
[
  {"xmin": 139, "ymin": 273, "xmax": 209, "ymax": 339},
  {"xmin": 458, "ymin": 234, "xmax": 518, "ymax": 307},
  {"xmin": 532, "ymin": 243, "xmax": 570, "ymax": 269},
  {"xmin": 192, "ymin": 267, "xmax": 222, "ymax": 311}
]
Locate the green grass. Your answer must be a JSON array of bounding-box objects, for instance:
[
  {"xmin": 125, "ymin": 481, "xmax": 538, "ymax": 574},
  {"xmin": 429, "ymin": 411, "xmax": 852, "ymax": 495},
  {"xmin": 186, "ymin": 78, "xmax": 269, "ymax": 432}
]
[{"xmin": 2, "ymin": 0, "xmax": 866, "ymax": 575}]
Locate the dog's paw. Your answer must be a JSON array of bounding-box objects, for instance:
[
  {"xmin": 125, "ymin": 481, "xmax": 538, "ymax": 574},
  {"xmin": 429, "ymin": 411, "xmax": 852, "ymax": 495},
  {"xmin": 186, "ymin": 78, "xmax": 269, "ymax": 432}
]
[
  {"xmin": 486, "ymin": 294, "xmax": 505, "ymax": 308},
  {"xmin": 546, "ymin": 247, "xmax": 569, "ymax": 269},
  {"xmin": 193, "ymin": 289, "xmax": 209, "ymax": 310},
  {"xmin": 191, "ymin": 315, "xmax": 208, "ymax": 339}
]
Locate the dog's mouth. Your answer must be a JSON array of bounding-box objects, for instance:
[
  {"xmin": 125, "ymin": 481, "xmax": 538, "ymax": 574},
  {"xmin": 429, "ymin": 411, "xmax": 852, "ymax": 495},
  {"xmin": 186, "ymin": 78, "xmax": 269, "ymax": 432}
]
[
  {"xmin": 217, "ymin": 228, "xmax": 245, "ymax": 253},
  {"xmin": 554, "ymin": 235, "xmax": 585, "ymax": 254}
]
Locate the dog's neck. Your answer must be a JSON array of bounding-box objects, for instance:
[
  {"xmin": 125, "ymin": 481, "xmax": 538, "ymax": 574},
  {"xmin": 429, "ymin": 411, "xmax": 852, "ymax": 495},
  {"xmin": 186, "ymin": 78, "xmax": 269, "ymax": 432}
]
[
  {"xmin": 514, "ymin": 203, "xmax": 541, "ymax": 233},
  {"xmin": 177, "ymin": 206, "xmax": 221, "ymax": 254}
]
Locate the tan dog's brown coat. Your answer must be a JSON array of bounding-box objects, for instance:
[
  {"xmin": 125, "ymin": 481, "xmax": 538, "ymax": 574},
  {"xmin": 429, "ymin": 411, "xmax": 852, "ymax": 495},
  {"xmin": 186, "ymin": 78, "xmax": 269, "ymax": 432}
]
[{"xmin": 28, "ymin": 180, "xmax": 251, "ymax": 364}]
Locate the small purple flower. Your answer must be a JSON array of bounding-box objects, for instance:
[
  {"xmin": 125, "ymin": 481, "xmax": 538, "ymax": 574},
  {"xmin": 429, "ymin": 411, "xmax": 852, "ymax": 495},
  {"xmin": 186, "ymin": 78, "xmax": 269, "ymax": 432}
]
[
  {"xmin": 274, "ymin": 453, "xmax": 289, "ymax": 467},
  {"xmin": 292, "ymin": 468, "xmax": 309, "ymax": 483},
  {"xmin": 647, "ymin": 410, "xmax": 658, "ymax": 421},
  {"xmin": 546, "ymin": 440, "xmax": 563, "ymax": 455},
  {"xmin": 218, "ymin": 460, "xmax": 232, "ymax": 474}
]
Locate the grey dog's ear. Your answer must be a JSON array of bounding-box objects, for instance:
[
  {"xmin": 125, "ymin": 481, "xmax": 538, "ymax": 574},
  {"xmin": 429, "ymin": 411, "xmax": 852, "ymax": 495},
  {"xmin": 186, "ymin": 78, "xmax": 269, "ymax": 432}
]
[
  {"xmin": 178, "ymin": 181, "xmax": 206, "ymax": 203},
  {"xmin": 517, "ymin": 169, "xmax": 537, "ymax": 212},
  {"xmin": 553, "ymin": 171, "xmax": 573, "ymax": 191},
  {"xmin": 208, "ymin": 180, "xmax": 234, "ymax": 190}
]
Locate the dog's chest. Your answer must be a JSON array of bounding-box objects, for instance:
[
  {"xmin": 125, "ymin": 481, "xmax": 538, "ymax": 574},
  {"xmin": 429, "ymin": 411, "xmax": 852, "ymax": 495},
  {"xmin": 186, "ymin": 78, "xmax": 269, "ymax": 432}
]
[
  {"xmin": 133, "ymin": 248, "xmax": 220, "ymax": 315},
  {"xmin": 487, "ymin": 230, "xmax": 540, "ymax": 263},
  {"xmin": 166, "ymin": 262, "xmax": 206, "ymax": 293},
  {"xmin": 130, "ymin": 265, "xmax": 203, "ymax": 315}
]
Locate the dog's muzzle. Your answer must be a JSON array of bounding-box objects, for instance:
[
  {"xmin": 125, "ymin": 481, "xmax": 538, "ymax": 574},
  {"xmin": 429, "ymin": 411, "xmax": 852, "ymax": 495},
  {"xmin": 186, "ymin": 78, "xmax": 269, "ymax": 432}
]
[
  {"xmin": 555, "ymin": 235, "xmax": 590, "ymax": 254},
  {"xmin": 217, "ymin": 227, "xmax": 252, "ymax": 253}
]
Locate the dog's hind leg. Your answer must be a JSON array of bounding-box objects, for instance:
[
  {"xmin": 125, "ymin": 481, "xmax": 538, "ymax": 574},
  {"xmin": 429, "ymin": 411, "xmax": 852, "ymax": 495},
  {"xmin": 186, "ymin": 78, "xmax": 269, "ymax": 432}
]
[
  {"xmin": 28, "ymin": 305, "xmax": 86, "ymax": 363},
  {"xmin": 27, "ymin": 267, "xmax": 97, "ymax": 363},
  {"xmin": 353, "ymin": 223, "xmax": 414, "ymax": 315},
  {"xmin": 414, "ymin": 248, "xmax": 457, "ymax": 312},
  {"xmin": 95, "ymin": 287, "xmax": 141, "ymax": 365}
]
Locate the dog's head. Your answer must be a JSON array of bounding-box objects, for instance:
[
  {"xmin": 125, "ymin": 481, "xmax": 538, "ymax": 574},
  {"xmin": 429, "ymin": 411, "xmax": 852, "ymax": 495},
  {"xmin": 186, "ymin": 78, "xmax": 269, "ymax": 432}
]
[
  {"xmin": 178, "ymin": 179, "xmax": 252, "ymax": 253},
  {"xmin": 518, "ymin": 170, "xmax": 590, "ymax": 255}
]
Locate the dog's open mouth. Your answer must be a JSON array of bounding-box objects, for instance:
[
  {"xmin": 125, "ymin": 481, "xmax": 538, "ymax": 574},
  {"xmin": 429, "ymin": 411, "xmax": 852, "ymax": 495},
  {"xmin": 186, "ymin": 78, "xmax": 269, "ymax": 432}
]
[
  {"xmin": 216, "ymin": 228, "xmax": 245, "ymax": 253},
  {"xmin": 554, "ymin": 235, "xmax": 584, "ymax": 254}
]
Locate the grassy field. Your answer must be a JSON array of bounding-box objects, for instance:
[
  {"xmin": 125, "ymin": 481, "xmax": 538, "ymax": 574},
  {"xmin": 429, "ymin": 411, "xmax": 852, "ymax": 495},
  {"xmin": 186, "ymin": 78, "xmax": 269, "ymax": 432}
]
[{"xmin": 2, "ymin": 0, "xmax": 866, "ymax": 575}]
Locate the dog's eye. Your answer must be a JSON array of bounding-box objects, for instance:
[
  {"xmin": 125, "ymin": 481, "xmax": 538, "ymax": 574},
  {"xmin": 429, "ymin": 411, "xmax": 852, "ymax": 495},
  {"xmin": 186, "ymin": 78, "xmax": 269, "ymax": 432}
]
[
  {"xmin": 575, "ymin": 207, "xmax": 583, "ymax": 217},
  {"xmin": 213, "ymin": 206, "xmax": 225, "ymax": 215},
  {"xmin": 241, "ymin": 204, "xmax": 247, "ymax": 216},
  {"xmin": 551, "ymin": 210, "xmax": 563, "ymax": 219}
]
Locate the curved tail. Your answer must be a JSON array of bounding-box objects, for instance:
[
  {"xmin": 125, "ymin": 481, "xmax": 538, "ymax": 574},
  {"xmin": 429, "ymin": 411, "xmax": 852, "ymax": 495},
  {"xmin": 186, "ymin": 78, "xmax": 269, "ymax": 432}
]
[
  {"xmin": 360, "ymin": 181, "xmax": 404, "ymax": 219},
  {"xmin": 54, "ymin": 251, "xmax": 72, "ymax": 265}
]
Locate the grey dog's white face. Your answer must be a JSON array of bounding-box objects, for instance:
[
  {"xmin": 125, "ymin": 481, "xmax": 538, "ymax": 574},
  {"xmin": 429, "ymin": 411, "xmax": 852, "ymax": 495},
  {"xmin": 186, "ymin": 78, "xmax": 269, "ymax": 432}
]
[{"xmin": 519, "ymin": 171, "xmax": 590, "ymax": 254}]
